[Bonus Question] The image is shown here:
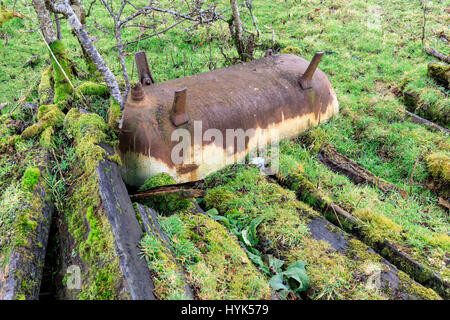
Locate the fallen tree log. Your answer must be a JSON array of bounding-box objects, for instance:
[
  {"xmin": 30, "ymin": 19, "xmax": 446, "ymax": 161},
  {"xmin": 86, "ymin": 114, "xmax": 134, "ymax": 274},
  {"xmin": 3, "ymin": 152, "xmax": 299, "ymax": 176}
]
[
  {"xmin": 0, "ymin": 154, "xmax": 53, "ymax": 300},
  {"xmin": 318, "ymin": 143, "xmax": 409, "ymax": 198},
  {"xmin": 56, "ymin": 144, "xmax": 156, "ymax": 300},
  {"xmin": 131, "ymin": 180, "xmax": 205, "ymax": 200},
  {"xmin": 406, "ymin": 111, "xmax": 449, "ymax": 134},
  {"xmin": 135, "ymin": 204, "xmax": 194, "ymax": 300},
  {"xmin": 424, "ymin": 47, "xmax": 450, "ymax": 64}
]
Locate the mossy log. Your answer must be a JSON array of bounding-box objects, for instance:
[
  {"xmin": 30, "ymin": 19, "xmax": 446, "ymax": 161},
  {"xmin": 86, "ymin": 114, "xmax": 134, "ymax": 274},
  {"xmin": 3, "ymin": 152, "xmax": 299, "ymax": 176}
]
[
  {"xmin": 278, "ymin": 171, "xmax": 449, "ymax": 299},
  {"xmin": 0, "ymin": 6, "xmax": 23, "ymax": 27},
  {"xmin": 57, "ymin": 144, "xmax": 154, "ymax": 299},
  {"xmin": 428, "ymin": 61, "xmax": 450, "ymax": 87},
  {"xmin": 77, "ymin": 82, "xmax": 109, "ymax": 97},
  {"xmin": 400, "ymin": 89, "xmax": 450, "ymax": 128},
  {"xmin": 135, "ymin": 204, "xmax": 194, "ymax": 300},
  {"xmin": 48, "ymin": 40, "xmax": 73, "ymax": 103},
  {"xmin": 21, "ymin": 104, "xmax": 64, "ymax": 140},
  {"xmin": 319, "ymin": 142, "xmax": 409, "ymax": 198},
  {"xmin": 84, "ymin": 144, "xmax": 156, "ymax": 299},
  {"xmin": 0, "ymin": 157, "xmax": 53, "ymax": 300},
  {"xmin": 426, "ymin": 152, "xmax": 450, "ymax": 200},
  {"xmin": 405, "ymin": 111, "xmax": 449, "ymax": 134},
  {"xmin": 38, "ymin": 66, "xmax": 54, "ymax": 105},
  {"xmin": 305, "ymin": 213, "xmax": 441, "ymax": 300}
]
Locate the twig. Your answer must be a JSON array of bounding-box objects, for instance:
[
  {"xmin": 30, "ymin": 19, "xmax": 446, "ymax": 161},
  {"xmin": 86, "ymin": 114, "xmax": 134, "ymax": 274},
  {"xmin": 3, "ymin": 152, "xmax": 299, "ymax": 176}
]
[
  {"xmin": 330, "ymin": 204, "xmax": 343, "ymax": 229},
  {"xmin": 421, "ymin": 0, "xmax": 427, "ymax": 46},
  {"xmin": 120, "ymin": 18, "xmax": 186, "ymax": 47}
]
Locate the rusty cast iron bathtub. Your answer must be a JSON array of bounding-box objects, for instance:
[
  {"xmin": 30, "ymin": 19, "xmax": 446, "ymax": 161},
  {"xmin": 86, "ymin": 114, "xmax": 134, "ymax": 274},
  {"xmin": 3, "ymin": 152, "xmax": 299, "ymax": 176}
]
[{"xmin": 119, "ymin": 52, "xmax": 339, "ymax": 186}]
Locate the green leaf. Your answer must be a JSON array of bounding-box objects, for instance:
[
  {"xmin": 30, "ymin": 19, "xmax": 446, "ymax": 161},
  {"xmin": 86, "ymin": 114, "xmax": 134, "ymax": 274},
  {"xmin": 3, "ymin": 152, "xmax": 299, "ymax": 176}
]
[
  {"xmin": 205, "ymin": 208, "xmax": 219, "ymax": 216},
  {"xmin": 282, "ymin": 260, "xmax": 309, "ymax": 293},
  {"xmin": 207, "ymin": 211, "xmax": 230, "ymax": 228},
  {"xmin": 267, "ymin": 255, "xmax": 284, "ymax": 274},
  {"xmin": 241, "ymin": 229, "xmax": 252, "ymax": 247},
  {"xmin": 248, "ymin": 216, "xmax": 264, "ymax": 245},
  {"xmin": 269, "ymin": 274, "xmax": 289, "ymax": 291},
  {"xmin": 247, "ymin": 251, "xmax": 270, "ymax": 274}
]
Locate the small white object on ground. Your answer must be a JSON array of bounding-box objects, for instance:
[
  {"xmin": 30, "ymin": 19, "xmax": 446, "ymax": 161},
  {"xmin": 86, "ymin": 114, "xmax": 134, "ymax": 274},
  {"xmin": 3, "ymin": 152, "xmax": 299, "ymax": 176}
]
[{"xmin": 250, "ymin": 157, "xmax": 266, "ymax": 171}]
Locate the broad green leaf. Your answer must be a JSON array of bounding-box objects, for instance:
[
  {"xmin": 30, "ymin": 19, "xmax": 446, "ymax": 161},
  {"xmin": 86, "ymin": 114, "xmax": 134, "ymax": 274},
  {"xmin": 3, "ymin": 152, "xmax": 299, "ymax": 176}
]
[
  {"xmin": 269, "ymin": 274, "xmax": 289, "ymax": 291},
  {"xmin": 205, "ymin": 208, "xmax": 219, "ymax": 216},
  {"xmin": 267, "ymin": 255, "xmax": 284, "ymax": 273},
  {"xmin": 248, "ymin": 217, "xmax": 264, "ymax": 245},
  {"xmin": 283, "ymin": 260, "xmax": 309, "ymax": 293},
  {"xmin": 247, "ymin": 251, "xmax": 270, "ymax": 274}
]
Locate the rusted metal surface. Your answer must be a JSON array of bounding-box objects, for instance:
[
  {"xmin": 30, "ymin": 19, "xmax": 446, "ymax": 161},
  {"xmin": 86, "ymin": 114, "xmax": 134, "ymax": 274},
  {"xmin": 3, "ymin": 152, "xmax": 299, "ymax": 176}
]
[
  {"xmin": 135, "ymin": 51, "xmax": 155, "ymax": 85},
  {"xmin": 130, "ymin": 82, "xmax": 144, "ymax": 101},
  {"xmin": 170, "ymin": 88, "xmax": 189, "ymax": 127},
  {"xmin": 298, "ymin": 52, "xmax": 324, "ymax": 89},
  {"xmin": 119, "ymin": 53, "xmax": 339, "ymax": 185}
]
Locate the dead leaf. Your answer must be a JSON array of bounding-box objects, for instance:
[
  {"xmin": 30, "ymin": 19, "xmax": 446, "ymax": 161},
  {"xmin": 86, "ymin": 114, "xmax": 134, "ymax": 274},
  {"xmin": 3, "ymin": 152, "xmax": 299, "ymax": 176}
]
[{"xmin": 438, "ymin": 198, "xmax": 450, "ymax": 211}]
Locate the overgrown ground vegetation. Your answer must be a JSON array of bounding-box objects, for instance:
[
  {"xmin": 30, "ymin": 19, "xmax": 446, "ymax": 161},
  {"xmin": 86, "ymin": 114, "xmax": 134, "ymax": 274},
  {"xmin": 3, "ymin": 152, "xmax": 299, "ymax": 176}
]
[{"xmin": 0, "ymin": 0, "xmax": 448, "ymax": 300}]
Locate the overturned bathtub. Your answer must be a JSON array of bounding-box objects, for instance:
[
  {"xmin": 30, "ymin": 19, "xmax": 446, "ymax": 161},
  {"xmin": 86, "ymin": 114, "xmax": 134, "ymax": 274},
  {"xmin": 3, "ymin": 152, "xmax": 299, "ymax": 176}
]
[{"xmin": 119, "ymin": 52, "xmax": 339, "ymax": 186}]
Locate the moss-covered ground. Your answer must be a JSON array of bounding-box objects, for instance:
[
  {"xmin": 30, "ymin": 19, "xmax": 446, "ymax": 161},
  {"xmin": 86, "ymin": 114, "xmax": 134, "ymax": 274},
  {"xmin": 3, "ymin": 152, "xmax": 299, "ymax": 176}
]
[
  {"xmin": 201, "ymin": 165, "xmax": 441, "ymax": 300},
  {"xmin": 277, "ymin": 140, "xmax": 449, "ymax": 284}
]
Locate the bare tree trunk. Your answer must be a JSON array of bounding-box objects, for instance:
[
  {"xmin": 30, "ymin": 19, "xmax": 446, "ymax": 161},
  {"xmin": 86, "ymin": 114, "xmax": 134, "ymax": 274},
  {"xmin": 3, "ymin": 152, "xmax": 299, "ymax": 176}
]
[
  {"xmin": 32, "ymin": 0, "xmax": 57, "ymax": 43},
  {"xmin": 116, "ymin": 26, "xmax": 131, "ymax": 94},
  {"xmin": 230, "ymin": 0, "xmax": 245, "ymax": 60},
  {"xmin": 54, "ymin": 13, "xmax": 62, "ymax": 40},
  {"xmin": 47, "ymin": 0, "xmax": 123, "ymax": 106}
]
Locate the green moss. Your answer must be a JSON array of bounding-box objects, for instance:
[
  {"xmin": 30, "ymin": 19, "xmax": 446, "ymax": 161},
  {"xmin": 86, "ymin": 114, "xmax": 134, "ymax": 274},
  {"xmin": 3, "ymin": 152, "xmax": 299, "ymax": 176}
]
[
  {"xmin": 107, "ymin": 99, "xmax": 121, "ymax": 130},
  {"xmin": 77, "ymin": 261, "xmax": 122, "ymax": 300},
  {"xmin": 140, "ymin": 233, "xmax": 189, "ymax": 300},
  {"xmin": 427, "ymin": 61, "xmax": 449, "ymax": 86},
  {"xmin": 80, "ymin": 206, "xmax": 102, "ymax": 256},
  {"xmin": 300, "ymin": 128, "xmax": 330, "ymax": 155},
  {"xmin": 0, "ymin": 5, "xmax": 22, "ymax": 28},
  {"xmin": 203, "ymin": 187, "xmax": 237, "ymax": 212},
  {"xmin": 21, "ymin": 104, "xmax": 64, "ymax": 140},
  {"xmin": 138, "ymin": 173, "xmax": 191, "ymax": 215},
  {"xmin": 48, "ymin": 40, "xmax": 72, "ymax": 103},
  {"xmin": 415, "ymin": 97, "xmax": 450, "ymax": 128},
  {"xmin": 40, "ymin": 126, "xmax": 54, "ymax": 149},
  {"xmin": 160, "ymin": 212, "xmax": 272, "ymax": 300},
  {"xmin": 276, "ymin": 159, "xmax": 332, "ymax": 210},
  {"xmin": 77, "ymin": 82, "xmax": 109, "ymax": 97},
  {"xmin": 65, "ymin": 169, "xmax": 124, "ymax": 300},
  {"xmin": 427, "ymin": 152, "xmax": 450, "ymax": 182},
  {"xmin": 64, "ymin": 108, "xmax": 108, "ymax": 171},
  {"xmin": 280, "ymin": 46, "xmax": 302, "ymax": 55},
  {"xmin": 21, "ymin": 167, "xmax": 40, "ymax": 192},
  {"xmin": 353, "ymin": 208, "xmax": 402, "ymax": 246},
  {"xmin": 400, "ymin": 75, "xmax": 449, "ymax": 127},
  {"xmin": 397, "ymin": 271, "xmax": 442, "ymax": 300},
  {"xmin": 38, "ymin": 66, "xmax": 54, "ymax": 105}
]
